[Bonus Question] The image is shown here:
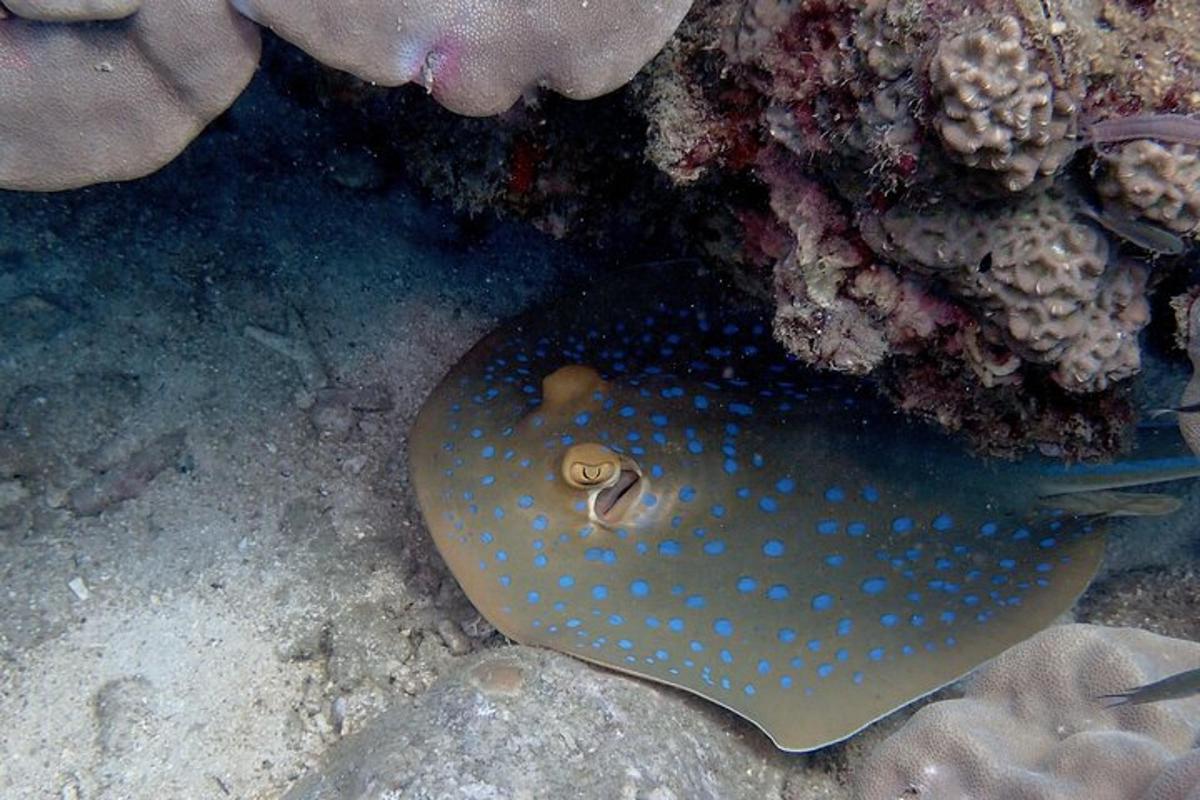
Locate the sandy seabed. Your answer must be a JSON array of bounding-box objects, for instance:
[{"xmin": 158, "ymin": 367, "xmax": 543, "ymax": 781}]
[{"xmin": 0, "ymin": 73, "xmax": 582, "ymax": 798}]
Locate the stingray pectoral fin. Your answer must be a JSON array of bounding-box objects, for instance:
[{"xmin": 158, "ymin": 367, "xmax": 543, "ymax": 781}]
[{"xmin": 1039, "ymin": 490, "xmax": 1183, "ymax": 517}]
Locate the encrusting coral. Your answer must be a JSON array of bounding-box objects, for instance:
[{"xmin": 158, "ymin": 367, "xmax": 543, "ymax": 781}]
[
  {"xmin": 629, "ymin": 0, "xmax": 1200, "ymax": 451},
  {"xmin": 854, "ymin": 624, "xmax": 1200, "ymax": 800}
]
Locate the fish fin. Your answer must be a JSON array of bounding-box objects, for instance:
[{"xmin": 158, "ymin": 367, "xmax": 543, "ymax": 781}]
[
  {"xmin": 1038, "ymin": 426, "xmax": 1200, "ymax": 496},
  {"xmin": 1038, "ymin": 490, "xmax": 1183, "ymax": 517}
]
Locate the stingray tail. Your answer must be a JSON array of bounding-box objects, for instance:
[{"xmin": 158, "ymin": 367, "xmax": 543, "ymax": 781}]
[{"xmin": 1035, "ymin": 429, "xmax": 1200, "ymax": 517}]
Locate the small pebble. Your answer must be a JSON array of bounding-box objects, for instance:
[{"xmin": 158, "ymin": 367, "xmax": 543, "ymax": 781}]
[
  {"xmin": 67, "ymin": 577, "xmax": 90, "ymax": 601},
  {"xmin": 436, "ymin": 619, "xmax": 472, "ymax": 656}
]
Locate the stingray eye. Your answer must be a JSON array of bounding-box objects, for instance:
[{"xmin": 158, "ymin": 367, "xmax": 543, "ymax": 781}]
[{"xmin": 562, "ymin": 443, "xmax": 620, "ymax": 489}]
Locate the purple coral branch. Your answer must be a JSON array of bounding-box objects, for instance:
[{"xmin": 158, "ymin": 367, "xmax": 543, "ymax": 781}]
[{"xmin": 1085, "ymin": 114, "xmax": 1200, "ymax": 146}]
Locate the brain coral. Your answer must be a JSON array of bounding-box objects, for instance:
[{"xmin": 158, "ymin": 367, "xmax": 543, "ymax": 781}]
[
  {"xmin": 1097, "ymin": 140, "xmax": 1200, "ymax": 235},
  {"xmin": 863, "ymin": 191, "xmax": 1148, "ymax": 392},
  {"xmin": 929, "ymin": 15, "xmax": 1078, "ymax": 192},
  {"xmin": 855, "ymin": 624, "xmax": 1200, "ymax": 800},
  {"xmin": 229, "ymin": 0, "xmax": 695, "ymax": 117}
]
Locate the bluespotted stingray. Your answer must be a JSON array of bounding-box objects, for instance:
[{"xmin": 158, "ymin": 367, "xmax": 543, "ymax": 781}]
[{"xmin": 408, "ymin": 267, "xmax": 1199, "ymax": 751}]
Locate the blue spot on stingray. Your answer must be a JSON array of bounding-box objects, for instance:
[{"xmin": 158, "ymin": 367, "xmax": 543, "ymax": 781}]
[
  {"xmin": 495, "ymin": 550, "xmax": 508, "ymax": 562},
  {"xmin": 736, "ymin": 576, "xmax": 758, "ymax": 594},
  {"xmin": 825, "ymin": 486, "xmax": 846, "ymax": 503},
  {"xmin": 778, "ymin": 628, "xmax": 797, "ymax": 644},
  {"xmin": 482, "ymin": 445, "xmax": 496, "ymax": 458},
  {"xmin": 836, "ymin": 618, "xmax": 853, "ymax": 636},
  {"xmin": 619, "ymin": 406, "xmax": 636, "ymax": 418},
  {"xmin": 862, "ymin": 485, "xmax": 880, "ymax": 503},
  {"xmin": 711, "ymin": 504, "xmax": 726, "ymax": 519},
  {"xmin": 566, "ymin": 618, "xmax": 581, "ymax": 628},
  {"xmin": 714, "ymin": 619, "xmax": 734, "ymax": 636},
  {"xmin": 868, "ymin": 647, "xmax": 885, "ymax": 661},
  {"xmin": 651, "ymin": 413, "xmax": 668, "ymax": 427},
  {"xmin": 692, "ymin": 527, "xmax": 708, "ymax": 539},
  {"xmin": 499, "ymin": 575, "xmax": 511, "ymax": 587},
  {"xmin": 847, "ymin": 521, "xmax": 867, "ymax": 537},
  {"xmin": 618, "ymin": 639, "xmax": 634, "ymax": 650},
  {"xmin": 932, "ymin": 514, "xmax": 954, "ymax": 531},
  {"xmin": 527, "ymin": 591, "xmax": 541, "ymax": 604},
  {"xmin": 694, "ymin": 396, "xmax": 710, "ymax": 410},
  {"xmin": 585, "ymin": 547, "xmax": 617, "ymax": 564},
  {"xmin": 892, "ymin": 516, "xmax": 913, "ymax": 533},
  {"xmin": 630, "ymin": 579, "xmax": 650, "ymax": 598},
  {"xmin": 658, "ymin": 540, "xmax": 682, "ymax": 557},
  {"xmin": 641, "ymin": 493, "xmax": 658, "ymax": 508},
  {"xmin": 758, "ymin": 496, "xmax": 779, "ymax": 513},
  {"xmin": 480, "ymin": 532, "xmax": 494, "ymax": 544},
  {"xmin": 685, "ymin": 594, "xmax": 706, "ymax": 609},
  {"xmin": 935, "ymin": 557, "xmax": 953, "ymax": 570},
  {"xmin": 703, "ymin": 540, "xmax": 726, "ymax": 556},
  {"xmin": 720, "ymin": 649, "xmax": 733, "ymax": 664},
  {"xmin": 608, "ymin": 614, "xmax": 624, "ymax": 626},
  {"xmin": 807, "ymin": 639, "xmax": 822, "ymax": 653},
  {"xmin": 689, "ymin": 640, "xmax": 704, "ymax": 653},
  {"xmin": 861, "ymin": 577, "xmax": 888, "ymax": 596},
  {"xmin": 679, "ymin": 486, "xmax": 696, "ymax": 502},
  {"xmin": 836, "ymin": 648, "xmax": 849, "ymax": 662},
  {"xmin": 655, "ymin": 649, "xmax": 669, "ymax": 661},
  {"xmin": 688, "ymin": 440, "xmax": 704, "ymax": 454},
  {"xmin": 532, "ymin": 515, "xmax": 548, "ymax": 531},
  {"xmin": 780, "ymin": 675, "xmax": 794, "ymax": 689},
  {"xmin": 767, "ymin": 584, "xmax": 790, "ymax": 601},
  {"xmin": 1012, "ymin": 528, "xmax": 1031, "ymax": 541},
  {"xmin": 517, "ymin": 495, "xmax": 534, "ymax": 509},
  {"xmin": 825, "ymin": 554, "xmax": 845, "ymax": 567},
  {"xmin": 651, "ymin": 464, "xmax": 664, "ymax": 478},
  {"xmin": 811, "ymin": 594, "xmax": 834, "ymax": 611},
  {"xmin": 470, "ymin": 428, "xmax": 483, "ymax": 439},
  {"xmin": 775, "ymin": 478, "xmax": 795, "ymax": 493},
  {"xmin": 533, "ymin": 554, "xmax": 548, "ymax": 568},
  {"xmin": 736, "ymin": 487, "xmax": 750, "ymax": 498},
  {"xmin": 645, "ymin": 616, "xmax": 661, "ymax": 629},
  {"xmin": 880, "ymin": 613, "xmax": 899, "ymax": 628},
  {"xmin": 762, "ymin": 540, "xmax": 785, "ymax": 558},
  {"xmin": 494, "ymin": 507, "xmax": 505, "ymax": 520},
  {"xmin": 817, "ymin": 519, "xmax": 839, "ymax": 535},
  {"xmin": 592, "ymin": 584, "xmax": 609, "ymax": 600},
  {"xmin": 574, "ymin": 412, "xmax": 590, "ymax": 426},
  {"xmin": 757, "ymin": 659, "xmax": 771, "ymax": 675},
  {"xmin": 939, "ymin": 610, "xmax": 956, "ymax": 623},
  {"xmin": 558, "ymin": 575, "xmax": 575, "ymax": 589},
  {"xmin": 1039, "ymin": 536, "xmax": 1056, "ymax": 549},
  {"xmin": 729, "ymin": 403, "xmax": 753, "ymax": 416},
  {"xmin": 481, "ymin": 475, "xmax": 496, "ymax": 486},
  {"xmin": 723, "ymin": 459, "xmax": 738, "ymax": 475},
  {"xmin": 668, "ymin": 618, "xmax": 685, "ymax": 632}
]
